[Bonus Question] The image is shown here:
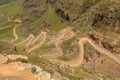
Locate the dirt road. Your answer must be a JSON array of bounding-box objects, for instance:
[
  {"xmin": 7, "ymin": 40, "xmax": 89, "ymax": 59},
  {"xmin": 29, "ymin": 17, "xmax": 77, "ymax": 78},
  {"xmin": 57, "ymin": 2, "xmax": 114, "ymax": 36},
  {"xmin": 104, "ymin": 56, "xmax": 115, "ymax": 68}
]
[
  {"xmin": 27, "ymin": 32, "xmax": 47, "ymax": 52},
  {"xmin": 0, "ymin": 14, "xmax": 10, "ymax": 22},
  {"xmin": 52, "ymin": 37, "xmax": 120, "ymax": 67},
  {"xmin": 41, "ymin": 27, "xmax": 76, "ymax": 59},
  {"xmin": 25, "ymin": 35, "xmax": 35, "ymax": 47},
  {"xmin": 13, "ymin": 26, "xmax": 18, "ymax": 41},
  {"xmin": 30, "ymin": 32, "xmax": 44, "ymax": 45},
  {"xmin": 19, "ymin": 34, "xmax": 34, "ymax": 45}
]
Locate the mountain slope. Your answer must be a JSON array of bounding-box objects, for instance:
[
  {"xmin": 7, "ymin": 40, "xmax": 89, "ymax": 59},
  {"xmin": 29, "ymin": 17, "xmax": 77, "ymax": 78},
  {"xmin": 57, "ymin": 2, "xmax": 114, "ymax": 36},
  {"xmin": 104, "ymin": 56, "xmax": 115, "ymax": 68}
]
[{"xmin": 0, "ymin": 0, "xmax": 120, "ymax": 80}]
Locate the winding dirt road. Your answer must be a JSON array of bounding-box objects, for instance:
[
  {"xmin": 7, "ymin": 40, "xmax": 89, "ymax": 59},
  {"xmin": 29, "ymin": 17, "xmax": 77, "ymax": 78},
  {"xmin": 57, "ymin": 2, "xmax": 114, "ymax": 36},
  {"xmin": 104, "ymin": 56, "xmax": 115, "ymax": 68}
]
[
  {"xmin": 52, "ymin": 37, "xmax": 120, "ymax": 67},
  {"xmin": 41, "ymin": 27, "xmax": 76, "ymax": 59},
  {"xmin": 25, "ymin": 35, "xmax": 35, "ymax": 47},
  {"xmin": 19, "ymin": 34, "xmax": 34, "ymax": 45},
  {"xmin": 49, "ymin": 27, "xmax": 75, "ymax": 43},
  {"xmin": 27, "ymin": 32, "xmax": 47, "ymax": 52},
  {"xmin": 30, "ymin": 32, "xmax": 44, "ymax": 45},
  {"xmin": 13, "ymin": 26, "xmax": 18, "ymax": 41},
  {"xmin": 17, "ymin": 32, "xmax": 47, "ymax": 52}
]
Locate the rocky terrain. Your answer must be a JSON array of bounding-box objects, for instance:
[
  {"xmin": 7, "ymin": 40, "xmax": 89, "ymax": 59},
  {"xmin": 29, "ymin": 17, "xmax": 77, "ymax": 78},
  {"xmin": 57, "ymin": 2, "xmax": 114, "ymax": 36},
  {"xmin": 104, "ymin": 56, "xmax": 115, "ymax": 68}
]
[
  {"xmin": 0, "ymin": 0, "xmax": 120, "ymax": 80},
  {"xmin": 0, "ymin": 54, "xmax": 54, "ymax": 80}
]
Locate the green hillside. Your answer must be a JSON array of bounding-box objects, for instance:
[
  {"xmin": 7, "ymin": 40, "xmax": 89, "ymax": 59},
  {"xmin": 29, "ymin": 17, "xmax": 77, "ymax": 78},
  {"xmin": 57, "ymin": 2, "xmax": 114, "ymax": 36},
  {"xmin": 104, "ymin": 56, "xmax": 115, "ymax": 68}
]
[
  {"xmin": 0, "ymin": 0, "xmax": 120, "ymax": 80},
  {"xmin": 0, "ymin": 0, "xmax": 17, "ymax": 5}
]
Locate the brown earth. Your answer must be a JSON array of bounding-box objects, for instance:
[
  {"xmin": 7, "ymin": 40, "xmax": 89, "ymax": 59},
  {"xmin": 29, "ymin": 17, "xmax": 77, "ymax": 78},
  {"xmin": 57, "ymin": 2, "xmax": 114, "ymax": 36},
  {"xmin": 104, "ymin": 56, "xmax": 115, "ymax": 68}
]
[
  {"xmin": 0, "ymin": 62, "xmax": 37, "ymax": 80},
  {"xmin": 84, "ymin": 54, "xmax": 120, "ymax": 77},
  {"xmin": 50, "ymin": 37, "xmax": 120, "ymax": 68}
]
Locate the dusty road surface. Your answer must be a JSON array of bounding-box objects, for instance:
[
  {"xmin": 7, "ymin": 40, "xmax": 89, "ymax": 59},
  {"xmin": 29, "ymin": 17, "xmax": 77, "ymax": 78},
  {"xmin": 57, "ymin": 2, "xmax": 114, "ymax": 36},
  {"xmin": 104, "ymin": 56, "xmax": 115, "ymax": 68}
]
[
  {"xmin": 0, "ymin": 62, "xmax": 38, "ymax": 80},
  {"xmin": 41, "ymin": 27, "xmax": 76, "ymax": 59},
  {"xmin": 19, "ymin": 34, "xmax": 34, "ymax": 45},
  {"xmin": 13, "ymin": 26, "xmax": 18, "ymax": 41},
  {"xmin": 49, "ymin": 27, "xmax": 76, "ymax": 43},
  {"xmin": 51, "ymin": 37, "xmax": 120, "ymax": 67},
  {"xmin": 30, "ymin": 32, "xmax": 44, "ymax": 45},
  {"xmin": 27, "ymin": 31, "xmax": 47, "ymax": 52}
]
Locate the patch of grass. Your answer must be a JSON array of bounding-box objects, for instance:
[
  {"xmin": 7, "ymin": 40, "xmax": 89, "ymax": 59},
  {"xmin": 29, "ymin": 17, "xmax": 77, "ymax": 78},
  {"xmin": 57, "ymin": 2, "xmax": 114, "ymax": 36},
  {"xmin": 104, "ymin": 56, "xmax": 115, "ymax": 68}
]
[
  {"xmin": 0, "ymin": 0, "xmax": 17, "ymax": 5},
  {"xmin": 0, "ymin": 26, "xmax": 14, "ymax": 34},
  {"xmin": 0, "ymin": 26, "xmax": 15, "ymax": 39},
  {"xmin": 0, "ymin": 17, "xmax": 7, "ymax": 25},
  {"xmin": 74, "ymin": 68, "xmax": 95, "ymax": 80},
  {"xmin": 0, "ymin": 41, "xmax": 13, "ymax": 54},
  {"xmin": 17, "ymin": 58, "xmax": 28, "ymax": 63},
  {"xmin": 0, "ymin": 0, "xmax": 23, "ymax": 18},
  {"xmin": 58, "ymin": 56, "xmax": 70, "ymax": 61},
  {"xmin": 62, "ymin": 37, "xmax": 76, "ymax": 53},
  {"xmin": 78, "ymin": 25, "xmax": 93, "ymax": 34},
  {"xmin": 44, "ymin": 5, "xmax": 68, "ymax": 34},
  {"xmin": 18, "ymin": 4, "xmax": 68, "ymax": 36},
  {"xmin": 57, "ymin": 67, "xmax": 98, "ymax": 80},
  {"xmin": 0, "ymin": 0, "xmax": 23, "ymax": 39},
  {"xmin": 15, "ymin": 44, "xmax": 25, "ymax": 51},
  {"xmin": 34, "ymin": 43, "xmax": 55, "ymax": 55},
  {"xmin": 8, "ymin": 58, "xmax": 28, "ymax": 63}
]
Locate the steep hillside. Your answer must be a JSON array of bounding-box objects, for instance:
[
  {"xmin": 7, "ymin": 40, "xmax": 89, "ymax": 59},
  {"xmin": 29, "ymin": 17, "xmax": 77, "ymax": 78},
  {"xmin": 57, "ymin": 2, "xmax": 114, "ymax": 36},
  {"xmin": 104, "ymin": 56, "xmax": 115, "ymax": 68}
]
[
  {"xmin": 15, "ymin": 0, "xmax": 120, "ymax": 36},
  {"xmin": 0, "ymin": 0, "xmax": 120, "ymax": 80}
]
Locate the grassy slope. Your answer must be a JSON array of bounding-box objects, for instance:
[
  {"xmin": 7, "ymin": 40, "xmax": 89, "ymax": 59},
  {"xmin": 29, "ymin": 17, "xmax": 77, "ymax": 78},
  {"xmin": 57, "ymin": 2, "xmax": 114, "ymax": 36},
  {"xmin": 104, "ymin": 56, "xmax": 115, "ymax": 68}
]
[
  {"xmin": 18, "ymin": 0, "xmax": 102, "ymax": 37},
  {"xmin": 45, "ymin": 6, "xmax": 68, "ymax": 34},
  {"xmin": 18, "ymin": 4, "xmax": 69, "ymax": 36},
  {"xmin": 0, "ymin": 0, "xmax": 23, "ymax": 39},
  {"xmin": 0, "ymin": 0, "xmax": 23, "ymax": 18},
  {"xmin": 0, "ymin": 0, "xmax": 16, "ymax": 5},
  {"xmin": 0, "ymin": 0, "xmax": 120, "ymax": 80}
]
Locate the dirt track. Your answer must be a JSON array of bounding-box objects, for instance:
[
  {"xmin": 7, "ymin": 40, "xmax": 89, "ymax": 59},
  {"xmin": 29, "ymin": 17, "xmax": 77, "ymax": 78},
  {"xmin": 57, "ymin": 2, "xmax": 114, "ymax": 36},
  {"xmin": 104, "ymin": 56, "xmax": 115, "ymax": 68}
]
[
  {"xmin": 15, "ymin": 27, "xmax": 120, "ymax": 67},
  {"xmin": 17, "ymin": 32, "xmax": 47, "ymax": 52},
  {"xmin": 49, "ymin": 27, "xmax": 75, "ymax": 43},
  {"xmin": 19, "ymin": 34, "xmax": 34, "ymax": 45},
  {"xmin": 30, "ymin": 32, "xmax": 44, "ymax": 45},
  {"xmin": 25, "ymin": 35, "xmax": 35, "ymax": 47},
  {"xmin": 13, "ymin": 26, "xmax": 18, "ymax": 41},
  {"xmin": 27, "ymin": 32, "xmax": 47, "ymax": 52},
  {"xmin": 52, "ymin": 37, "xmax": 120, "ymax": 67},
  {"xmin": 0, "ymin": 14, "xmax": 10, "ymax": 22},
  {"xmin": 41, "ymin": 27, "xmax": 76, "ymax": 59}
]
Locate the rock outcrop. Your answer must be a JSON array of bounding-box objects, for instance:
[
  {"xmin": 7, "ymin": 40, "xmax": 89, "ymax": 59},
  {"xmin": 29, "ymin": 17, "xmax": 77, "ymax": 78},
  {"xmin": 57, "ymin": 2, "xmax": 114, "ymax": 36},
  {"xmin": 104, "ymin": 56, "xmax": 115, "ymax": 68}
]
[
  {"xmin": 0, "ymin": 54, "xmax": 55, "ymax": 80},
  {"xmin": 0, "ymin": 54, "xmax": 8, "ymax": 64}
]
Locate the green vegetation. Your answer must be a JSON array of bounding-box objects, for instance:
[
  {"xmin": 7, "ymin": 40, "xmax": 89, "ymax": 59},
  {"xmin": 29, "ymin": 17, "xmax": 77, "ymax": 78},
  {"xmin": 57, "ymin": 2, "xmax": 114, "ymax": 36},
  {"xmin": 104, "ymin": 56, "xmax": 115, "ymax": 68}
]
[
  {"xmin": 15, "ymin": 44, "xmax": 25, "ymax": 51},
  {"xmin": 18, "ymin": 2, "xmax": 69, "ymax": 36},
  {"xmin": 0, "ymin": 26, "xmax": 14, "ymax": 39},
  {"xmin": 74, "ymin": 68, "xmax": 96, "ymax": 80},
  {"xmin": 0, "ymin": 0, "xmax": 120, "ymax": 80},
  {"xmin": 44, "ymin": 6, "xmax": 68, "ymax": 34},
  {"xmin": 0, "ymin": 0, "xmax": 23, "ymax": 39},
  {"xmin": 8, "ymin": 58, "xmax": 28, "ymax": 63},
  {"xmin": 62, "ymin": 37, "xmax": 76, "ymax": 53},
  {"xmin": 0, "ymin": 26, "xmax": 14, "ymax": 34},
  {"xmin": 0, "ymin": 41, "xmax": 13, "ymax": 54},
  {"xmin": 58, "ymin": 56, "xmax": 70, "ymax": 61},
  {"xmin": 34, "ymin": 43, "xmax": 55, "ymax": 55},
  {"xmin": 58, "ymin": 67, "xmax": 98, "ymax": 80},
  {"xmin": 0, "ymin": 0, "xmax": 23, "ymax": 18},
  {"xmin": 0, "ymin": 0, "xmax": 16, "ymax": 5}
]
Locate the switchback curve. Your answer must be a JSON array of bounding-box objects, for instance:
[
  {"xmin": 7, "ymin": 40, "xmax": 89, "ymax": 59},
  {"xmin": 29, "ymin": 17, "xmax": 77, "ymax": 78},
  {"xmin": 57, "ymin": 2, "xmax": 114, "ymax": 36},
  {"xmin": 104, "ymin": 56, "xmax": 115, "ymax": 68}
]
[
  {"xmin": 27, "ymin": 32, "xmax": 47, "ymax": 52},
  {"xmin": 52, "ymin": 37, "xmax": 120, "ymax": 67}
]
